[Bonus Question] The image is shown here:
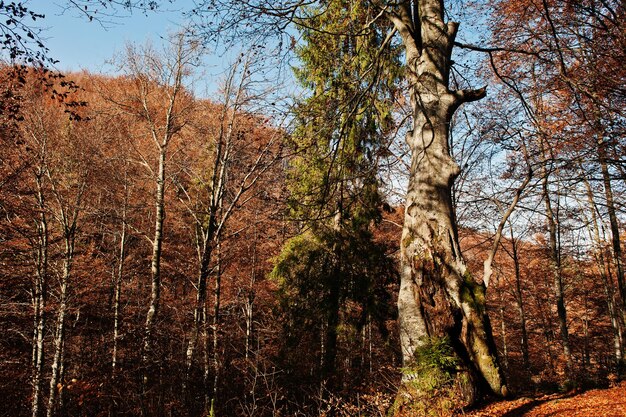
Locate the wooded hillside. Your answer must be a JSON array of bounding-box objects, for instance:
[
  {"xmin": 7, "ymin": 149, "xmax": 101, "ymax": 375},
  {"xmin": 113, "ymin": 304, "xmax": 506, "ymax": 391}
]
[{"xmin": 0, "ymin": 1, "xmax": 624, "ymax": 416}]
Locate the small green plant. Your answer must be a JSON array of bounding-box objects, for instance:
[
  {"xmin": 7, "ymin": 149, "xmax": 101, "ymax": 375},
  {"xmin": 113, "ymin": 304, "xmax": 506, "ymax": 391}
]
[
  {"xmin": 400, "ymin": 336, "xmax": 458, "ymax": 391},
  {"xmin": 413, "ymin": 337, "xmax": 459, "ymax": 374},
  {"xmin": 391, "ymin": 337, "xmax": 470, "ymax": 417}
]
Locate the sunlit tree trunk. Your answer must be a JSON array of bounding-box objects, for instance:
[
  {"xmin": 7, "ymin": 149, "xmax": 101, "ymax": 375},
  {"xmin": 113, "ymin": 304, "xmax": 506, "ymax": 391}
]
[
  {"xmin": 211, "ymin": 241, "xmax": 223, "ymax": 412},
  {"xmin": 509, "ymin": 229, "xmax": 530, "ymax": 372},
  {"xmin": 31, "ymin": 170, "xmax": 48, "ymax": 417},
  {"xmin": 597, "ymin": 137, "xmax": 626, "ymax": 340},
  {"xmin": 44, "ymin": 154, "xmax": 84, "ymax": 417},
  {"xmin": 124, "ymin": 37, "xmax": 193, "ymax": 410},
  {"xmin": 244, "ymin": 218, "xmax": 258, "ymax": 362},
  {"xmin": 183, "ymin": 52, "xmax": 276, "ymax": 386},
  {"xmin": 539, "ymin": 143, "xmax": 573, "ymax": 376},
  {"xmin": 495, "ymin": 289, "xmax": 509, "ymax": 374},
  {"xmin": 46, "ymin": 232, "xmax": 74, "ymax": 417},
  {"xmin": 391, "ymin": 0, "xmax": 506, "ymax": 400},
  {"xmin": 183, "ymin": 65, "xmax": 236, "ymax": 384},
  {"xmin": 142, "ymin": 145, "xmax": 166, "ymax": 387},
  {"xmin": 202, "ymin": 306, "xmax": 210, "ymax": 414},
  {"xmin": 112, "ymin": 188, "xmax": 127, "ymax": 380},
  {"xmin": 582, "ymin": 175, "xmax": 623, "ymax": 369}
]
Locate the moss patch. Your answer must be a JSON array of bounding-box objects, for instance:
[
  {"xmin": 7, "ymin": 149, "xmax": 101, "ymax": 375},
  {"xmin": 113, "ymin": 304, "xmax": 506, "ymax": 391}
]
[
  {"xmin": 460, "ymin": 270, "xmax": 486, "ymax": 314},
  {"xmin": 390, "ymin": 337, "xmax": 474, "ymax": 416}
]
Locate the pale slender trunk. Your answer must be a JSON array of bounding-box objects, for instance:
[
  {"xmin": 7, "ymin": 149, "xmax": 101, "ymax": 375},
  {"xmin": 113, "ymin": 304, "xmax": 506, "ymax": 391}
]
[
  {"xmin": 142, "ymin": 146, "xmax": 166, "ymax": 387},
  {"xmin": 32, "ymin": 284, "xmax": 46, "ymax": 417},
  {"xmin": 244, "ymin": 222, "xmax": 257, "ymax": 362},
  {"xmin": 597, "ymin": 138, "xmax": 626, "ymax": 336},
  {"xmin": 185, "ymin": 101, "xmax": 230, "ymax": 384},
  {"xmin": 540, "ymin": 155, "xmax": 573, "ymax": 375},
  {"xmin": 244, "ymin": 298, "xmax": 253, "ymax": 361},
  {"xmin": 509, "ymin": 231, "xmax": 530, "ymax": 372},
  {"xmin": 46, "ymin": 238, "xmax": 73, "ymax": 417},
  {"xmin": 482, "ymin": 158, "xmax": 532, "ymax": 288},
  {"xmin": 530, "ymin": 288, "xmax": 557, "ymax": 376},
  {"xmin": 57, "ymin": 341, "xmax": 67, "ymax": 412},
  {"xmin": 31, "ymin": 173, "xmax": 48, "ymax": 417},
  {"xmin": 202, "ymin": 306, "xmax": 210, "ymax": 414},
  {"xmin": 582, "ymin": 175, "xmax": 623, "ymax": 368},
  {"xmin": 499, "ymin": 299, "xmax": 509, "ymax": 373},
  {"xmin": 211, "ymin": 242, "xmax": 222, "ymax": 408},
  {"xmin": 184, "ymin": 226, "xmax": 215, "ymax": 386},
  {"xmin": 112, "ymin": 204, "xmax": 127, "ymax": 379}
]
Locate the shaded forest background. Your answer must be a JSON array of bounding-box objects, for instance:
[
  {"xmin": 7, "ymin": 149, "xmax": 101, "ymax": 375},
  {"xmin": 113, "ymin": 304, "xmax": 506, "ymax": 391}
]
[{"xmin": 0, "ymin": 0, "xmax": 625, "ymax": 416}]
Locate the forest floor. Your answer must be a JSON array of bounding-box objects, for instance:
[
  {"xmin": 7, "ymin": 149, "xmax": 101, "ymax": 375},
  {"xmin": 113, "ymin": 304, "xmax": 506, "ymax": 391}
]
[{"xmin": 464, "ymin": 381, "xmax": 626, "ymax": 416}]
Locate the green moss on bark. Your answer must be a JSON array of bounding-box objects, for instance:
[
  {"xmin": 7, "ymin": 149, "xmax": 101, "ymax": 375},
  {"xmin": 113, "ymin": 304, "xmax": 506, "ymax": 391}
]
[
  {"xmin": 460, "ymin": 270, "xmax": 486, "ymax": 314},
  {"xmin": 391, "ymin": 337, "xmax": 474, "ymax": 416}
]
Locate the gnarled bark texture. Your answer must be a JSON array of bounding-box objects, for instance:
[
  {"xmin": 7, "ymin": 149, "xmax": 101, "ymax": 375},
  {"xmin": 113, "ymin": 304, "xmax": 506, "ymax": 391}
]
[{"xmin": 390, "ymin": 0, "xmax": 506, "ymax": 403}]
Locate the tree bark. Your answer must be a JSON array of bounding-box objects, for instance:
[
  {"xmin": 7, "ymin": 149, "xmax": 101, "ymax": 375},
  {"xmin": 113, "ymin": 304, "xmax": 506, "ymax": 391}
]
[
  {"xmin": 46, "ymin": 237, "xmax": 73, "ymax": 417},
  {"xmin": 540, "ymin": 147, "xmax": 573, "ymax": 376},
  {"xmin": 142, "ymin": 145, "xmax": 166, "ymax": 392},
  {"xmin": 112, "ymin": 197, "xmax": 127, "ymax": 380},
  {"xmin": 499, "ymin": 297, "xmax": 509, "ymax": 373},
  {"xmin": 391, "ymin": 0, "xmax": 506, "ymax": 401},
  {"xmin": 184, "ymin": 228, "xmax": 214, "ymax": 390},
  {"xmin": 211, "ymin": 241, "xmax": 223, "ymax": 411},
  {"xmin": 582, "ymin": 174, "xmax": 624, "ymax": 370},
  {"xmin": 597, "ymin": 137, "xmax": 626, "ymax": 339},
  {"xmin": 31, "ymin": 171, "xmax": 48, "ymax": 417},
  {"xmin": 510, "ymin": 231, "xmax": 531, "ymax": 372}
]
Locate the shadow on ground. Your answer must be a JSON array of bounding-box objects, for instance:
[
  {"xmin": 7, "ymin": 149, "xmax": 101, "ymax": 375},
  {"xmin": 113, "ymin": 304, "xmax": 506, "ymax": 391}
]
[{"xmin": 499, "ymin": 392, "xmax": 578, "ymax": 417}]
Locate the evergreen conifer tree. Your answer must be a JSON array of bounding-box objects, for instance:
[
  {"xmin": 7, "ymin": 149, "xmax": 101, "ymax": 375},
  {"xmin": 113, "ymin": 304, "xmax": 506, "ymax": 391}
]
[{"xmin": 271, "ymin": 1, "xmax": 400, "ymax": 390}]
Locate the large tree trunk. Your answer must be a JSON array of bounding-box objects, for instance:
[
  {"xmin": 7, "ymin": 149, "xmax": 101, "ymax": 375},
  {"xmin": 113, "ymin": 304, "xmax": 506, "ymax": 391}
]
[{"xmin": 392, "ymin": 0, "xmax": 506, "ymax": 405}]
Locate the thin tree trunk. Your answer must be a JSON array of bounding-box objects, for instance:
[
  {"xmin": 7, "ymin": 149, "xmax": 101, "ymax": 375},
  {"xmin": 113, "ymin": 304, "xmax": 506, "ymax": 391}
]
[
  {"xmin": 142, "ymin": 146, "xmax": 166, "ymax": 391},
  {"xmin": 112, "ymin": 202, "xmax": 127, "ymax": 379},
  {"xmin": 482, "ymin": 154, "xmax": 532, "ymax": 288},
  {"xmin": 322, "ymin": 234, "xmax": 341, "ymax": 389},
  {"xmin": 185, "ymin": 84, "xmax": 233, "ymax": 385},
  {"xmin": 202, "ymin": 306, "xmax": 210, "ymax": 415},
  {"xmin": 540, "ymin": 152, "xmax": 573, "ymax": 376},
  {"xmin": 510, "ymin": 230, "xmax": 530, "ymax": 372},
  {"xmin": 597, "ymin": 137, "xmax": 626, "ymax": 338},
  {"xmin": 184, "ymin": 226, "xmax": 215, "ymax": 386},
  {"xmin": 211, "ymin": 242, "xmax": 222, "ymax": 410},
  {"xmin": 582, "ymin": 175, "xmax": 623, "ymax": 369},
  {"xmin": 31, "ymin": 172, "xmax": 48, "ymax": 417},
  {"xmin": 46, "ymin": 238, "xmax": 73, "ymax": 417},
  {"xmin": 244, "ymin": 220, "xmax": 258, "ymax": 362},
  {"xmin": 499, "ymin": 296, "xmax": 509, "ymax": 373},
  {"xmin": 57, "ymin": 340, "xmax": 67, "ymax": 415}
]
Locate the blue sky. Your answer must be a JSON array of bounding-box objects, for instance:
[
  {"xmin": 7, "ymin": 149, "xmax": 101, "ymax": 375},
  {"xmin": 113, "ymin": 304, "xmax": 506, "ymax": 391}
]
[
  {"xmin": 33, "ymin": 1, "xmax": 193, "ymax": 72},
  {"xmin": 28, "ymin": 1, "xmax": 296, "ymax": 100}
]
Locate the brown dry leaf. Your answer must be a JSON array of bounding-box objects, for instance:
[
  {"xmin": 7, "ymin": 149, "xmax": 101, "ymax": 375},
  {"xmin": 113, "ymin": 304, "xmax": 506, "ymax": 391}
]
[{"xmin": 463, "ymin": 382, "xmax": 626, "ymax": 417}]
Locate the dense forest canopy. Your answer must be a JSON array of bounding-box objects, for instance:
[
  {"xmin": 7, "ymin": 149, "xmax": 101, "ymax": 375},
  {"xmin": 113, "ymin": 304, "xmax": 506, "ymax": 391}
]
[{"xmin": 0, "ymin": 1, "xmax": 624, "ymax": 416}]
